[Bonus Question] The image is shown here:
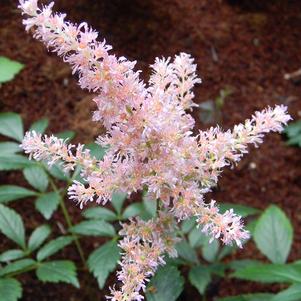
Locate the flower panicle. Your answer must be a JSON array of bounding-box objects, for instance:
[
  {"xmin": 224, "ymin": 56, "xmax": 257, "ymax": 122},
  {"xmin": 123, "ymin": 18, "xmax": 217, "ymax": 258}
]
[
  {"xmin": 109, "ymin": 212, "xmax": 178, "ymax": 301},
  {"xmin": 18, "ymin": 1, "xmax": 292, "ymax": 300}
]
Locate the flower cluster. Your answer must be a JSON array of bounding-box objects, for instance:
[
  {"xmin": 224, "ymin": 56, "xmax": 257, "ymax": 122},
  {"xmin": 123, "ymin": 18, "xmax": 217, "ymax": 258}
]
[
  {"xmin": 19, "ymin": 1, "xmax": 291, "ymax": 300},
  {"xmin": 109, "ymin": 212, "xmax": 179, "ymax": 301}
]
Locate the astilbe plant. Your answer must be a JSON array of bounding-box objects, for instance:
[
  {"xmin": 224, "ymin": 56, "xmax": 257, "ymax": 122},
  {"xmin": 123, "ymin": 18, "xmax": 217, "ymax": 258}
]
[{"xmin": 18, "ymin": 1, "xmax": 291, "ymax": 300}]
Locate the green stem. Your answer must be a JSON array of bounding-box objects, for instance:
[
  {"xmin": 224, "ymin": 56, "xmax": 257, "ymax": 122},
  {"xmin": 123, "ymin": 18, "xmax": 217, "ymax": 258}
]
[{"xmin": 49, "ymin": 179, "xmax": 87, "ymax": 268}]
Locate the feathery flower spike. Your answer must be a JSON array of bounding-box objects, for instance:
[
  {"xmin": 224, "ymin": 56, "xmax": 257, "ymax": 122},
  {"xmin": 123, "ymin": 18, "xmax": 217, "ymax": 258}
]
[{"xmin": 19, "ymin": 1, "xmax": 291, "ymax": 299}]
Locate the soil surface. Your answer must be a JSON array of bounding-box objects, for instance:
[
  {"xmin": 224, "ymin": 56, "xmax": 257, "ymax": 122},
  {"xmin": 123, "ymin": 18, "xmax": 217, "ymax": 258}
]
[{"xmin": 1, "ymin": 0, "xmax": 301, "ymax": 300}]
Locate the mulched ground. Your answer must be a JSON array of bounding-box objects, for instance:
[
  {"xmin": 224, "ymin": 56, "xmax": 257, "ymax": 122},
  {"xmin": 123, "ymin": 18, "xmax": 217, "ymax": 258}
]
[{"xmin": 1, "ymin": 0, "xmax": 301, "ymax": 300}]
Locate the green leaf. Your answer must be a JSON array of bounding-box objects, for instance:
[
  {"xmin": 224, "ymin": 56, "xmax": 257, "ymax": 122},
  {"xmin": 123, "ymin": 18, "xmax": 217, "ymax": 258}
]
[
  {"xmin": 0, "ymin": 278, "xmax": 22, "ymax": 301},
  {"xmin": 85, "ymin": 143, "xmax": 108, "ymax": 160},
  {"xmin": 0, "ymin": 185, "xmax": 37, "ymax": 203},
  {"xmin": 56, "ymin": 131, "xmax": 75, "ymax": 141},
  {"xmin": 46, "ymin": 162, "xmax": 69, "ymax": 181},
  {"xmin": 217, "ymin": 293, "xmax": 275, "ymax": 301},
  {"xmin": 36, "ymin": 236, "xmax": 73, "ymax": 261},
  {"xmin": 285, "ymin": 120, "xmax": 301, "ymax": 146},
  {"xmin": 229, "ymin": 260, "xmax": 262, "ymax": 271},
  {"xmin": 202, "ymin": 239, "xmax": 219, "ymax": 262},
  {"xmin": 0, "ymin": 250, "xmax": 25, "ymax": 262},
  {"xmin": 36, "ymin": 260, "xmax": 79, "ymax": 288},
  {"xmin": 218, "ymin": 245, "xmax": 237, "ymax": 260},
  {"xmin": 188, "ymin": 227, "xmax": 208, "ymax": 248},
  {"xmin": 176, "ymin": 240, "xmax": 199, "ymax": 264},
  {"xmin": 272, "ymin": 284, "xmax": 301, "ymax": 301},
  {"xmin": 0, "ymin": 142, "xmax": 21, "ymax": 155},
  {"xmin": 232, "ymin": 263, "xmax": 301, "ymax": 283},
  {"xmin": 254, "ymin": 205, "xmax": 293, "ymax": 263},
  {"xmin": 23, "ymin": 166, "xmax": 48, "ymax": 192},
  {"xmin": 0, "ymin": 57, "xmax": 24, "ymax": 83},
  {"xmin": 181, "ymin": 217, "xmax": 196, "ymax": 234},
  {"xmin": 87, "ymin": 240, "xmax": 120, "ymax": 289},
  {"xmin": 0, "ymin": 155, "xmax": 35, "ymax": 171},
  {"xmin": 219, "ymin": 203, "xmax": 260, "ymax": 217},
  {"xmin": 70, "ymin": 220, "xmax": 115, "ymax": 237},
  {"xmin": 0, "ymin": 259, "xmax": 35, "ymax": 277},
  {"xmin": 285, "ymin": 120, "xmax": 301, "ymax": 137},
  {"xmin": 122, "ymin": 203, "xmax": 145, "ymax": 219},
  {"xmin": 29, "ymin": 118, "xmax": 49, "ymax": 134},
  {"xmin": 35, "ymin": 192, "xmax": 60, "ymax": 220},
  {"xmin": 0, "ymin": 112, "xmax": 23, "ymax": 142},
  {"xmin": 28, "ymin": 225, "xmax": 51, "ymax": 252},
  {"xmin": 188, "ymin": 265, "xmax": 211, "ymax": 295},
  {"xmin": 82, "ymin": 207, "xmax": 117, "ymax": 221},
  {"xmin": 0, "ymin": 204, "xmax": 25, "ymax": 249},
  {"xmin": 143, "ymin": 194, "xmax": 157, "ymax": 218},
  {"xmin": 146, "ymin": 265, "xmax": 184, "ymax": 301},
  {"xmin": 209, "ymin": 262, "xmax": 226, "ymax": 277},
  {"xmin": 111, "ymin": 192, "xmax": 127, "ymax": 214}
]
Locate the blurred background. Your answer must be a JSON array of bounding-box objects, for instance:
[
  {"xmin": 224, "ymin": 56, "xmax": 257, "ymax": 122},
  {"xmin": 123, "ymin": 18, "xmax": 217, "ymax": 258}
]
[{"xmin": 0, "ymin": 0, "xmax": 301, "ymax": 300}]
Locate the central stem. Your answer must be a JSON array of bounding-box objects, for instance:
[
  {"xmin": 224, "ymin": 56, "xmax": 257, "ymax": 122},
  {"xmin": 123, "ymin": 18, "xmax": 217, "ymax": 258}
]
[{"xmin": 49, "ymin": 178, "xmax": 87, "ymax": 268}]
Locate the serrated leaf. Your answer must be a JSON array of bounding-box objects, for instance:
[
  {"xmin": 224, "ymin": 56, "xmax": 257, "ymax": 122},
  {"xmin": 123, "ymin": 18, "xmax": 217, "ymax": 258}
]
[
  {"xmin": 111, "ymin": 192, "xmax": 127, "ymax": 214},
  {"xmin": 0, "ymin": 259, "xmax": 35, "ymax": 277},
  {"xmin": 36, "ymin": 260, "xmax": 79, "ymax": 288},
  {"xmin": 0, "ymin": 204, "xmax": 25, "ymax": 249},
  {"xmin": 85, "ymin": 143, "xmax": 108, "ymax": 160},
  {"xmin": 0, "ymin": 142, "xmax": 21, "ymax": 155},
  {"xmin": 88, "ymin": 240, "xmax": 120, "ymax": 288},
  {"xmin": 36, "ymin": 236, "xmax": 73, "ymax": 261},
  {"xmin": 0, "ymin": 278, "xmax": 22, "ymax": 301},
  {"xmin": 0, "ymin": 113, "xmax": 23, "ymax": 142},
  {"xmin": 219, "ymin": 203, "xmax": 260, "ymax": 217},
  {"xmin": 0, "ymin": 250, "xmax": 25, "ymax": 262},
  {"xmin": 188, "ymin": 227, "xmax": 208, "ymax": 248},
  {"xmin": 0, "ymin": 185, "xmax": 37, "ymax": 203},
  {"xmin": 232, "ymin": 263, "xmax": 301, "ymax": 283},
  {"xmin": 23, "ymin": 166, "xmax": 48, "ymax": 192},
  {"xmin": 217, "ymin": 293, "xmax": 275, "ymax": 301},
  {"xmin": 82, "ymin": 207, "xmax": 117, "ymax": 221},
  {"xmin": 0, "ymin": 155, "xmax": 35, "ymax": 171},
  {"xmin": 176, "ymin": 240, "xmax": 199, "ymax": 263},
  {"xmin": 254, "ymin": 205, "xmax": 293, "ymax": 264},
  {"xmin": 35, "ymin": 192, "xmax": 60, "ymax": 220},
  {"xmin": 122, "ymin": 203, "xmax": 145, "ymax": 219},
  {"xmin": 146, "ymin": 265, "xmax": 184, "ymax": 301},
  {"xmin": 29, "ymin": 118, "xmax": 49, "ymax": 134},
  {"xmin": 28, "ymin": 225, "xmax": 51, "ymax": 252},
  {"xmin": 46, "ymin": 162, "xmax": 69, "ymax": 181},
  {"xmin": 181, "ymin": 217, "xmax": 196, "ymax": 234},
  {"xmin": 202, "ymin": 239, "xmax": 219, "ymax": 262},
  {"xmin": 272, "ymin": 284, "xmax": 301, "ymax": 301},
  {"xmin": 56, "ymin": 131, "xmax": 75, "ymax": 141},
  {"xmin": 70, "ymin": 220, "xmax": 115, "ymax": 237},
  {"xmin": 188, "ymin": 265, "xmax": 211, "ymax": 295},
  {"xmin": 0, "ymin": 57, "xmax": 24, "ymax": 83}
]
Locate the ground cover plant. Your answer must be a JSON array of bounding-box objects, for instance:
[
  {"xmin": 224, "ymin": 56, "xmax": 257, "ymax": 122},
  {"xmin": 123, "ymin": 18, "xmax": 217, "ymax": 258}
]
[{"xmin": 0, "ymin": 0, "xmax": 300, "ymax": 299}]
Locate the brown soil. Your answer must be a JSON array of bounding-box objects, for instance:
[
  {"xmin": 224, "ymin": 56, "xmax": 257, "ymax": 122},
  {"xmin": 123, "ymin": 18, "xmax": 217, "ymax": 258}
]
[{"xmin": 1, "ymin": 0, "xmax": 301, "ymax": 300}]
